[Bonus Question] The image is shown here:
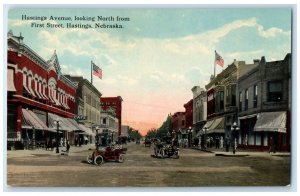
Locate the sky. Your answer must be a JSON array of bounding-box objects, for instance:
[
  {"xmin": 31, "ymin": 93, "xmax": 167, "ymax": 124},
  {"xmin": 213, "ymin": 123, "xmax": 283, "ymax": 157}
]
[{"xmin": 6, "ymin": 7, "xmax": 292, "ymax": 135}]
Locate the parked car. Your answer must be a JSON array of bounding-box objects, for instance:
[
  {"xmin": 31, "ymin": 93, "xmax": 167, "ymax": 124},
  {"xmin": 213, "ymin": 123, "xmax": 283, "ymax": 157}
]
[
  {"xmin": 86, "ymin": 144, "xmax": 125, "ymax": 165},
  {"xmin": 153, "ymin": 136, "xmax": 179, "ymax": 159},
  {"xmin": 144, "ymin": 138, "xmax": 152, "ymax": 147}
]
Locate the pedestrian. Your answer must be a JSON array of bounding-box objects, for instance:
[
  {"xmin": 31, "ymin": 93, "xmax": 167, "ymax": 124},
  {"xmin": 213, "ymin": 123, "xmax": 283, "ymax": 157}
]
[
  {"xmin": 79, "ymin": 137, "xmax": 82, "ymax": 147},
  {"xmin": 216, "ymin": 137, "xmax": 220, "ymax": 149},
  {"xmin": 269, "ymin": 136, "xmax": 276, "ymax": 153},
  {"xmin": 220, "ymin": 136, "xmax": 224, "ymax": 149},
  {"xmin": 75, "ymin": 137, "xmax": 78, "ymax": 146},
  {"xmin": 66, "ymin": 140, "xmax": 70, "ymax": 153},
  {"xmin": 225, "ymin": 136, "xmax": 230, "ymax": 152}
]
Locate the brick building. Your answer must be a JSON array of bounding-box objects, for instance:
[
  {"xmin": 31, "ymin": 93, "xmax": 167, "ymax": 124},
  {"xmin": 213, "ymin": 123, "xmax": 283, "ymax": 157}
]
[
  {"xmin": 204, "ymin": 62, "xmax": 239, "ymax": 144},
  {"xmin": 191, "ymin": 86, "xmax": 207, "ymax": 141},
  {"xmin": 64, "ymin": 75, "xmax": 102, "ymax": 144},
  {"xmin": 237, "ymin": 54, "xmax": 291, "ymax": 151},
  {"xmin": 100, "ymin": 96, "xmax": 123, "ymax": 136},
  {"xmin": 7, "ymin": 31, "xmax": 88, "ymax": 149}
]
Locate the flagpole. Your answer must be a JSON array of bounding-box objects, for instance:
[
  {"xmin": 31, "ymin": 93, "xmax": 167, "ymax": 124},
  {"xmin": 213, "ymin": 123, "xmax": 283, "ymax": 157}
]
[
  {"xmin": 214, "ymin": 50, "xmax": 216, "ymax": 78},
  {"xmin": 91, "ymin": 60, "xmax": 93, "ymax": 85}
]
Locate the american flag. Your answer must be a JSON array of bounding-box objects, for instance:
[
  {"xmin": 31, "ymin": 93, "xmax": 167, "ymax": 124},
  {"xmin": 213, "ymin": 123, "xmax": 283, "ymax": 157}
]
[
  {"xmin": 215, "ymin": 50, "xmax": 224, "ymax": 67},
  {"xmin": 92, "ymin": 61, "xmax": 102, "ymax": 79}
]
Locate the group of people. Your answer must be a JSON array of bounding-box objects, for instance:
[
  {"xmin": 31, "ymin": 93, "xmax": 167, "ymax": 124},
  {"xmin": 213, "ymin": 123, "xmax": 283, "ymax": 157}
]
[
  {"xmin": 45, "ymin": 138, "xmax": 70, "ymax": 153},
  {"xmin": 205, "ymin": 136, "xmax": 224, "ymax": 149}
]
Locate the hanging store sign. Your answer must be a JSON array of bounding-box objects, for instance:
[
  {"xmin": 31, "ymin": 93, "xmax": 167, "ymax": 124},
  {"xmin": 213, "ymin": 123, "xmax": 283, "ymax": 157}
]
[{"xmin": 74, "ymin": 115, "xmax": 87, "ymax": 121}]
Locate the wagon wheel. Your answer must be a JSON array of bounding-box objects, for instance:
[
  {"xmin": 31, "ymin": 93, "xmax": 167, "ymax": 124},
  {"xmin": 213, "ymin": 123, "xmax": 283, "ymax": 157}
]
[
  {"xmin": 118, "ymin": 154, "xmax": 125, "ymax": 163},
  {"xmin": 94, "ymin": 155, "xmax": 104, "ymax": 165},
  {"xmin": 160, "ymin": 149, "xmax": 165, "ymax": 159},
  {"xmin": 154, "ymin": 148, "xmax": 159, "ymax": 157},
  {"xmin": 86, "ymin": 154, "xmax": 93, "ymax": 164}
]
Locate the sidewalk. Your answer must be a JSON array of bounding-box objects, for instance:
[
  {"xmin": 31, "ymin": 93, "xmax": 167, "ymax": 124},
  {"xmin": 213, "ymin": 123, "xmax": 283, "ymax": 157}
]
[
  {"xmin": 191, "ymin": 146, "xmax": 291, "ymax": 157},
  {"xmin": 6, "ymin": 144, "xmax": 96, "ymax": 158}
]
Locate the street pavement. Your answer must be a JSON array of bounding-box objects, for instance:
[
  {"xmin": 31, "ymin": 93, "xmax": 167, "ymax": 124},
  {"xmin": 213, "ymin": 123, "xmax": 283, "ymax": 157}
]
[
  {"xmin": 6, "ymin": 143, "xmax": 96, "ymax": 158},
  {"xmin": 191, "ymin": 146, "xmax": 291, "ymax": 157},
  {"xmin": 6, "ymin": 143, "xmax": 291, "ymax": 158},
  {"xmin": 5, "ymin": 142, "xmax": 291, "ymax": 187}
]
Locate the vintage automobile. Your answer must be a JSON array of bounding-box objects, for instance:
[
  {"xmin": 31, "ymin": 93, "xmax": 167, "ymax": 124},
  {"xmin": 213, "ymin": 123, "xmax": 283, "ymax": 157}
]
[
  {"xmin": 144, "ymin": 138, "xmax": 152, "ymax": 147},
  {"xmin": 153, "ymin": 136, "xmax": 179, "ymax": 159},
  {"xmin": 86, "ymin": 144, "xmax": 125, "ymax": 165}
]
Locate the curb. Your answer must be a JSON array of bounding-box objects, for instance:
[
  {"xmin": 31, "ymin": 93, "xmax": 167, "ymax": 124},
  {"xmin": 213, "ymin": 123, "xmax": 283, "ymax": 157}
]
[{"xmin": 215, "ymin": 153, "xmax": 249, "ymax": 157}]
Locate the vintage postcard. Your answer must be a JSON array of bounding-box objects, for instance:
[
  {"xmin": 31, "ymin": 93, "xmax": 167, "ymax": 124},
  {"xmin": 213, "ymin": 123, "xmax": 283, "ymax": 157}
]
[{"xmin": 4, "ymin": 5, "xmax": 293, "ymax": 190}]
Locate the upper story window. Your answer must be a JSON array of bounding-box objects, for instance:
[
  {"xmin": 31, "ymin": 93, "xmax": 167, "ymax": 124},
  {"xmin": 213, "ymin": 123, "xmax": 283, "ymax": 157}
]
[
  {"xmin": 219, "ymin": 91, "xmax": 224, "ymax": 110},
  {"xmin": 245, "ymin": 89, "xmax": 248, "ymax": 110},
  {"xmin": 239, "ymin": 92, "xmax": 242, "ymax": 112},
  {"xmin": 22, "ymin": 70, "xmax": 30, "ymax": 96},
  {"xmin": 267, "ymin": 80, "xmax": 283, "ymax": 102},
  {"xmin": 231, "ymin": 84, "xmax": 236, "ymax": 106},
  {"xmin": 253, "ymin": 85, "xmax": 258, "ymax": 108}
]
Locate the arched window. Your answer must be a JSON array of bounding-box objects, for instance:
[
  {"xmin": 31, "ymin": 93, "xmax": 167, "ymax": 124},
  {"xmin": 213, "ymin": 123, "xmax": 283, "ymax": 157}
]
[
  {"xmin": 48, "ymin": 78, "xmax": 60, "ymax": 106},
  {"xmin": 34, "ymin": 74, "xmax": 42, "ymax": 99},
  {"xmin": 42, "ymin": 79, "xmax": 48, "ymax": 99},
  {"xmin": 22, "ymin": 68, "xmax": 31, "ymax": 95},
  {"xmin": 27, "ymin": 70, "xmax": 36, "ymax": 97}
]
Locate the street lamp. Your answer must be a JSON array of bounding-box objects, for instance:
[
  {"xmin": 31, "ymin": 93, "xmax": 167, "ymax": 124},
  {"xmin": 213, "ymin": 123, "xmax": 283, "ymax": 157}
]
[
  {"xmin": 203, "ymin": 126, "xmax": 208, "ymax": 150},
  {"xmin": 231, "ymin": 122, "xmax": 240, "ymax": 154},
  {"xmin": 188, "ymin": 126, "xmax": 192, "ymax": 147},
  {"xmin": 54, "ymin": 119, "xmax": 60, "ymax": 153}
]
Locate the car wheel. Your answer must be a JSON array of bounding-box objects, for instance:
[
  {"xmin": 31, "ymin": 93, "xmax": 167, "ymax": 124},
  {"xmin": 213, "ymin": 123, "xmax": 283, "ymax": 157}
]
[
  {"xmin": 86, "ymin": 154, "xmax": 93, "ymax": 164},
  {"xmin": 118, "ymin": 154, "xmax": 125, "ymax": 163},
  {"xmin": 94, "ymin": 155, "xmax": 104, "ymax": 165}
]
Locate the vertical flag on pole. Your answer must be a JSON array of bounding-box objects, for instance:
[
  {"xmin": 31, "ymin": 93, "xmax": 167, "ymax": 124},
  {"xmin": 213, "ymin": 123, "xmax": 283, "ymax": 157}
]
[
  {"xmin": 92, "ymin": 61, "xmax": 102, "ymax": 79},
  {"xmin": 215, "ymin": 50, "xmax": 224, "ymax": 67},
  {"xmin": 214, "ymin": 50, "xmax": 224, "ymax": 77}
]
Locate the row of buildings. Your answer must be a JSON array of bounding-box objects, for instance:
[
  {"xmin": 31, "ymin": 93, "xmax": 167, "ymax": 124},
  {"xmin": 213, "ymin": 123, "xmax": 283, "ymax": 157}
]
[
  {"xmin": 170, "ymin": 53, "xmax": 291, "ymax": 152},
  {"xmin": 6, "ymin": 31, "xmax": 125, "ymax": 150}
]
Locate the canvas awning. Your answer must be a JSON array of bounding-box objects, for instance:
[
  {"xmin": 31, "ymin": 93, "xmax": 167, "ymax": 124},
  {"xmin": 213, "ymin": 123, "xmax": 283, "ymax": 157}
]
[
  {"xmin": 21, "ymin": 109, "xmax": 50, "ymax": 131},
  {"xmin": 67, "ymin": 119, "xmax": 82, "ymax": 131},
  {"xmin": 7, "ymin": 69, "xmax": 16, "ymax": 92},
  {"xmin": 254, "ymin": 111, "xmax": 286, "ymax": 133},
  {"xmin": 201, "ymin": 117, "xmax": 225, "ymax": 134},
  {"xmin": 78, "ymin": 124, "xmax": 95, "ymax": 136},
  {"xmin": 48, "ymin": 113, "xmax": 72, "ymax": 132}
]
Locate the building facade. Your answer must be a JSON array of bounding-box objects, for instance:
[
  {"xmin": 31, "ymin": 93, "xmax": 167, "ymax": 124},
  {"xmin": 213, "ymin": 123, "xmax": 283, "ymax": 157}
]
[
  {"xmin": 237, "ymin": 54, "xmax": 291, "ymax": 151},
  {"xmin": 64, "ymin": 76, "xmax": 102, "ymax": 144},
  {"xmin": 100, "ymin": 96, "xmax": 123, "ymax": 136},
  {"xmin": 97, "ymin": 110, "xmax": 119, "ymax": 145},
  {"xmin": 191, "ymin": 86, "xmax": 207, "ymax": 143},
  {"xmin": 204, "ymin": 62, "xmax": 240, "ymax": 148},
  {"xmin": 7, "ymin": 31, "xmax": 83, "ymax": 149}
]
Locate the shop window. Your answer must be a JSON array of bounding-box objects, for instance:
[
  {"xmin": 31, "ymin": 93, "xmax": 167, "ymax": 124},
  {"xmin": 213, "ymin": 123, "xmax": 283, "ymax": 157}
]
[{"xmin": 255, "ymin": 132, "xmax": 261, "ymax": 145}]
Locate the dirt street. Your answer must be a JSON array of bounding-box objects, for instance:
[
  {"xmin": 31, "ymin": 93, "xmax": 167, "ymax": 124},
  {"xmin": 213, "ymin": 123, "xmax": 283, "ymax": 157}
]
[{"xmin": 6, "ymin": 142, "xmax": 290, "ymax": 188}]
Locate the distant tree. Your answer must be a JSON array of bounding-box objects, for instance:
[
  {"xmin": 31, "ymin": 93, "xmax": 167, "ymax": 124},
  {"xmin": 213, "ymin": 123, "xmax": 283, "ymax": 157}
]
[
  {"xmin": 145, "ymin": 128, "xmax": 157, "ymax": 139},
  {"xmin": 146, "ymin": 114, "xmax": 171, "ymax": 139},
  {"xmin": 128, "ymin": 127, "xmax": 142, "ymax": 141},
  {"xmin": 157, "ymin": 114, "xmax": 171, "ymax": 138}
]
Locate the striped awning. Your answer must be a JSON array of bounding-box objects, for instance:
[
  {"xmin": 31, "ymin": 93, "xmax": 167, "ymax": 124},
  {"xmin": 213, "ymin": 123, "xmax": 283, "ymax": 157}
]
[
  {"xmin": 22, "ymin": 109, "xmax": 51, "ymax": 131},
  {"xmin": 48, "ymin": 113, "xmax": 72, "ymax": 132},
  {"xmin": 201, "ymin": 117, "xmax": 225, "ymax": 134},
  {"xmin": 254, "ymin": 111, "xmax": 286, "ymax": 133},
  {"xmin": 78, "ymin": 124, "xmax": 95, "ymax": 136}
]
